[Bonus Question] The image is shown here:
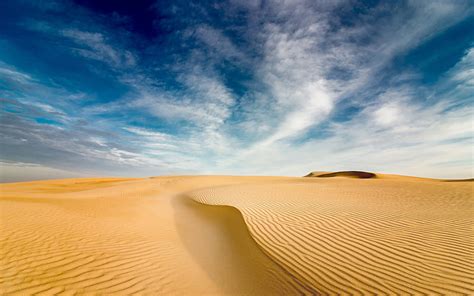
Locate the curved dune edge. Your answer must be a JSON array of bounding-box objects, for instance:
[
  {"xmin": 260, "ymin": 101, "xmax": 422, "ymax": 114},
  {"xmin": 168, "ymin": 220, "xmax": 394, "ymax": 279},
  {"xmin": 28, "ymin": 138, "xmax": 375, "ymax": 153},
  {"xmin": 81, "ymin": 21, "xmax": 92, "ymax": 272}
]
[
  {"xmin": 179, "ymin": 196, "xmax": 317, "ymax": 295},
  {"xmin": 188, "ymin": 193, "xmax": 318, "ymax": 295},
  {"xmin": 188, "ymin": 178, "xmax": 474, "ymax": 295},
  {"xmin": 188, "ymin": 196, "xmax": 320, "ymax": 295}
]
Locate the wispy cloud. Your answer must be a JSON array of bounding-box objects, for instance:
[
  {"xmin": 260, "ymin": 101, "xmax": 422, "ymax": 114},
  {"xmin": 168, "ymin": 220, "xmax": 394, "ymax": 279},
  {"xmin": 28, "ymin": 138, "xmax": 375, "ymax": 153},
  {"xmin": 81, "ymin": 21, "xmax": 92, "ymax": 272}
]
[
  {"xmin": 0, "ymin": 65, "xmax": 34, "ymax": 84},
  {"xmin": 61, "ymin": 29, "xmax": 137, "ymax": 68},
  {"xmin": 192, "ymin": 24, "xmax": 248, "ymax": 64}
]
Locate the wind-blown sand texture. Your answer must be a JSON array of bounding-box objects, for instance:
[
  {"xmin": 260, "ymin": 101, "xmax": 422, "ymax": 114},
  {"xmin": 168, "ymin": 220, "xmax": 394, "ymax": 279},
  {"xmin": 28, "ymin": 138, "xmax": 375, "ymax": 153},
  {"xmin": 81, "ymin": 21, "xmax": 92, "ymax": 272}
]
[{"xmin": 1, "ymin": 173, "xmax": 473, "ymax": 295}]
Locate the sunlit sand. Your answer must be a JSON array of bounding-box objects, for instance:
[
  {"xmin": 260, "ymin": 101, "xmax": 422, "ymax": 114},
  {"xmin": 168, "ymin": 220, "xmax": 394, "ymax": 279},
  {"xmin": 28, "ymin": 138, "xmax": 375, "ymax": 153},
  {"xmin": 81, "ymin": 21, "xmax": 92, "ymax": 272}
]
[{"xmin": 1, "ymin": 173, "xmax": 473, "ymax": 294}]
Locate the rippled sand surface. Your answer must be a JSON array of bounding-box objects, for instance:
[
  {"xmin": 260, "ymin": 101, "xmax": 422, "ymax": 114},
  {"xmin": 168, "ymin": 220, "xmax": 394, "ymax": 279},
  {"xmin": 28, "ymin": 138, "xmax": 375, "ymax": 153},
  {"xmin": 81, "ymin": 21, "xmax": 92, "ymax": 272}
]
[{"xmin": 1, "ymin": 174, "xmax": 473, "ymax": 295}]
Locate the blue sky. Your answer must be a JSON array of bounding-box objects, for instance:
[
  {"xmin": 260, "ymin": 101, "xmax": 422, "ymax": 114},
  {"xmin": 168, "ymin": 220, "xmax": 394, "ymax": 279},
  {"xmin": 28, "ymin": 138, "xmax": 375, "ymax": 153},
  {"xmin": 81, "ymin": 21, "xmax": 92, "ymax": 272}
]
[{"xmin": 0, "ymin": 0, "xmax": 473, "ymax": 181}]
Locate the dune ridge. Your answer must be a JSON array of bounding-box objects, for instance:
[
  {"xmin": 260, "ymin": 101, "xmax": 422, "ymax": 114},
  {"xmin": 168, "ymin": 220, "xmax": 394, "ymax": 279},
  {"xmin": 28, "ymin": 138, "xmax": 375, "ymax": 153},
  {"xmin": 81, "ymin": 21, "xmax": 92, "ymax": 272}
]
[{"xmin": 305, "ymin": 171, "xmax": 377, "ymax": 178}]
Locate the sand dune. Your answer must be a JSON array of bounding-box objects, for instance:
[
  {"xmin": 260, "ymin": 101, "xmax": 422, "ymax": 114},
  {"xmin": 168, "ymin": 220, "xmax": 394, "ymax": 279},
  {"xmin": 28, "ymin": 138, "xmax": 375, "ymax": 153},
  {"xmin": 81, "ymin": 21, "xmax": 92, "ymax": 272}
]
[
  {"xmin": 1, "ymin": 174, "xmax": 473, "ymax": 294},
  {"xmin": 305, "ymin": 170, "xmax": 377, "ymax": 178},
  {"xmin": 190, "ymin": 175, "xmax": 474, "ymax": 295},
  {"xmin": 0, "ymin": 176, "xmax": 303, "ymax": 295}
]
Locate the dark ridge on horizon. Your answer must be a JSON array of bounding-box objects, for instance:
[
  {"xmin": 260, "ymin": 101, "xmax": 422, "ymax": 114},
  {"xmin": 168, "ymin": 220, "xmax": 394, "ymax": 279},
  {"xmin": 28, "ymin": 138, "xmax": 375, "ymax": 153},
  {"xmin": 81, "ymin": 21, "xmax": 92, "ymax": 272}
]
[
  {"xmin": 304, "ymin": 171, "xmax": 377, "ymax": 179},
  {"xmin": 442, "ymin": 178, "xmax": 474, "ymax": 182}
]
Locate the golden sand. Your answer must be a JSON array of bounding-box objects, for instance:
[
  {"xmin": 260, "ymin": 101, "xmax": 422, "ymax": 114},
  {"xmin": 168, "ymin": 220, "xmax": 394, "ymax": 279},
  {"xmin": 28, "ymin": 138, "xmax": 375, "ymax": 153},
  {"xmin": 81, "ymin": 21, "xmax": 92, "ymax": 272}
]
[{"xmin": 1, "ymin": 174, "xmax": 473, "ymax": 294}]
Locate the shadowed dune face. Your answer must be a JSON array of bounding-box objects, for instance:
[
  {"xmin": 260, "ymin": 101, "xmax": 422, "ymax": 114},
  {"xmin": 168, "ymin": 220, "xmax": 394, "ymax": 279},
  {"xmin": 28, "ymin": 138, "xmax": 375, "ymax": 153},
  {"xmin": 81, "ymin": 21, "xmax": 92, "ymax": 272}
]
[
  {"xmin": 172, "ymin": 195, "xmax": 309, "ymax": 294},
  {"xmin": 305, "ymin": 171, "xmax": 377, "ymax": 178},
  {"xmin": 1, "ymin": 175, "xmax": 473, "ymax": 295}
]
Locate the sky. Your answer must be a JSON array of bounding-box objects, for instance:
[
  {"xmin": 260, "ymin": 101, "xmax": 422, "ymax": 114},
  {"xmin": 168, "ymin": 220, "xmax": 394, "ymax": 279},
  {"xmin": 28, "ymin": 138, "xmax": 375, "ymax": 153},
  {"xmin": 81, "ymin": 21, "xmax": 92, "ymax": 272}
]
[{"xmin": 0, "ymin": 0, "xmax": 473, "ymax": 182}]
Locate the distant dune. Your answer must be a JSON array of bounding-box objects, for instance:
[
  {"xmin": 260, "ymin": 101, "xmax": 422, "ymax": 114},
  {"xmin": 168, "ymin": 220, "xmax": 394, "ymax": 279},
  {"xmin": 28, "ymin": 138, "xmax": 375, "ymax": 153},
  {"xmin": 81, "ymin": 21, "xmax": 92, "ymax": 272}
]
[
  {"xmin": 305, "ymin": 170, "xmax": 377, "ymax": 178},
  {"xmin": 1, "ymin": 173, "xmax": 473, "ymax": 294}
]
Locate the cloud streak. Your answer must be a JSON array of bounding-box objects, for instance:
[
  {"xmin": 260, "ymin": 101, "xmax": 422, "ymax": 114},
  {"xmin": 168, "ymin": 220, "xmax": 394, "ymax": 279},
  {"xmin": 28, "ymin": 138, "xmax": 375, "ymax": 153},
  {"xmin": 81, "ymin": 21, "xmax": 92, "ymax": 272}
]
[{"xmin": 61, "ymin": 29, "xmax": 137, "ymax": 68}]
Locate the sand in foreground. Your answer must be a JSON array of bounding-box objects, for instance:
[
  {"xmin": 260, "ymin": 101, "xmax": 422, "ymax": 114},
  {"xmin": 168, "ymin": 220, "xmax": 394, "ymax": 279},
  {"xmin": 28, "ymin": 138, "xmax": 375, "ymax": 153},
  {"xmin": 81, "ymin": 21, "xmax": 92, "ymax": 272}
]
[{"xmin": 1, "ymin": 174, "xmax": 473, "ymax": 294}]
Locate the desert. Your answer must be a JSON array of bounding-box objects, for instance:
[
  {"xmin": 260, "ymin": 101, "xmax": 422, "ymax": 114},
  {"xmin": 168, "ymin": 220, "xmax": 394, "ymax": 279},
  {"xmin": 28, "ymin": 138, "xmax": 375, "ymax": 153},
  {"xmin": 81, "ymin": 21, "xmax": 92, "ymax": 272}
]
[
  {"xmin": 2, "ymin": 1, "xmax": 474, "ymax": 294},
  {"xmin": 1, "ymin": 172, "xmax": 473, "ymax": 295}
]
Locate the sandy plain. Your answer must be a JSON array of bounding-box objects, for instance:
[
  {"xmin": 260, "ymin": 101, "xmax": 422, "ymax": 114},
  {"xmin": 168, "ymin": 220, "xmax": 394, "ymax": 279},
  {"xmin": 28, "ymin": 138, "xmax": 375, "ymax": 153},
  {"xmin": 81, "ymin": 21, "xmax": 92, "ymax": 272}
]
[{"xmin": 1, "ymin": 172, "xmax": 473, "ymax": 295}]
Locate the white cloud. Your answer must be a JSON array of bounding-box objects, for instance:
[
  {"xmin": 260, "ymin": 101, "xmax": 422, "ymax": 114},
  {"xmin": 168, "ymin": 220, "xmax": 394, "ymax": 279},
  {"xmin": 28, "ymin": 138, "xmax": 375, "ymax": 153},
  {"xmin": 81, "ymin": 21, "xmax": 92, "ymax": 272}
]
[
  {"xmin": 61, "ymin": 29, "xmax": 136, "ymax": 68},
  {"xmin": 373, "ymin": 103, "xmax": 400, "ymax": 126},
  {"xmin": 448, "ymin": 48, "xmax": 474, "ymax": 86},
  {"xmin": 0, "ymin": 66, "xmax": 34, "ymax": 84},
  {"xmin": 22, "ymin": 20, "xmax": 137, "ymax": 68},
  {"xmin": 192, "ymin": 25, "xmax": 247, "ymax": 64},
  {"xmin": 30, "ymin": 102, "xmax": 66, "ymax": 115}
]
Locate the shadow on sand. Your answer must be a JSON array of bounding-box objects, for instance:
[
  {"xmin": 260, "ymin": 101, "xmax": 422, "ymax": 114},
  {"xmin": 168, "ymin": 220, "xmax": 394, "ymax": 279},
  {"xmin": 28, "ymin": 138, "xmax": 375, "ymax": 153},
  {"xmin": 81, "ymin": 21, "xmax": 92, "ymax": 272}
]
[{"xmin": 171, "ymin": 193, "xmax": 302, "ymax": 295}]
